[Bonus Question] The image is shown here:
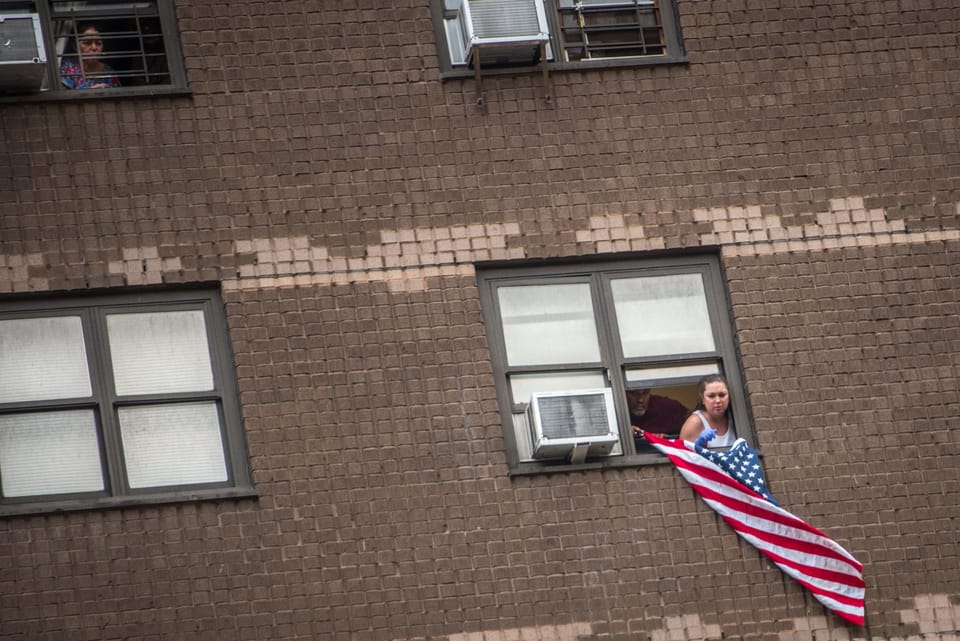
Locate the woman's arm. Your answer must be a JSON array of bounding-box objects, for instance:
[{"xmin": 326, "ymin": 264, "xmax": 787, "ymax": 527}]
[{"xmin": 678, "ymin": 413, "xmax": 704, "ymax": 442}]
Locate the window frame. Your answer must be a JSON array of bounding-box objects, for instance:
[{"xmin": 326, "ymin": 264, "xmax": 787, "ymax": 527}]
[
  {"xmin": 477, "ymin": 254, "xmax": 753, "ymax": 475},
  {"xmin": 0, "ymin": 0, "xmax": 189, "ymax": 101},
  {"xmin": 0, "ymin": 288, "xmax": 254, "ymax": 517},
  {"xmin": 430, "ymin": 0, "xmax": 687, "ymax": 78}
]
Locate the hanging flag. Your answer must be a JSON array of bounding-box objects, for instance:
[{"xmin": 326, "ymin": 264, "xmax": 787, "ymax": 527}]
[{"xmin": 644, "ymin": 432, "xmax": 866, "ymax": 626}]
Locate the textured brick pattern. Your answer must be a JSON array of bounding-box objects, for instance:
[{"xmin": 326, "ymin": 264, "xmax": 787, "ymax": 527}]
[{"xmin": 1, "ymin": 0, "xmax": 959, "ymax": 639}]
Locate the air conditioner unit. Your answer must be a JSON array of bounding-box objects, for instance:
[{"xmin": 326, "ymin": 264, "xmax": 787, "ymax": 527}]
[
  {"xmin": 527, "ymin": 389, "xmax": 619, "ymax": 462},
  {"xmin": 0, "ymin": 14, "xmax": 47, "ymax": 92},
  {"xmin": 454, "ymin": 0, "xmax": 550, "ymax": 66}
]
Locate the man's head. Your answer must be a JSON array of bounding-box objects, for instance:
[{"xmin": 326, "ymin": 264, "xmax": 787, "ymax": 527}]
[{"xmin": 626, "ymin": 388, "xmax": 652, "ymax": 416}]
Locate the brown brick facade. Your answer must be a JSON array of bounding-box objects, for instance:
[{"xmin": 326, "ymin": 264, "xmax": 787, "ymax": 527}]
[{"xmin": 1, "ymin": 0, "xmax": 958, "ymax": 639}]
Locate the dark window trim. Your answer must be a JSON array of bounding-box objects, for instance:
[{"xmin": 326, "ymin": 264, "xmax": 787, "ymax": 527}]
[
  {"xmin": 0, "ymin": 0, "xmax": 190, "ymax": 102},
  {"xmin": 477, "ymin": 253, "xmax": 752, "ymax": 476},
  {"xmin": 0, "ymin": 287, "xmax": 255, "ymax": 517}
]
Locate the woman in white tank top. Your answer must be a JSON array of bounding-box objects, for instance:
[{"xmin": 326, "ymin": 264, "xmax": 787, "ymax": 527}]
[{"xmin": 679, "ymin": 374, "xmax": 736, "ymax": 448}]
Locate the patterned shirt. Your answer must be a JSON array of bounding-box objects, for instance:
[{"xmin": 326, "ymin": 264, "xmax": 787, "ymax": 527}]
[{"xmin": 60, "ymin": 59, "xmax": 121, "ymax": 89}]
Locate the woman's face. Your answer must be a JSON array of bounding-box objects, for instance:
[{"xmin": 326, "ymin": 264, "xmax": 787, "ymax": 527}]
[
  {"xmin": 78, "ymin": 27, "xmax": 104, "ymax": 59},
  {"xmin": 701, "ymin": 382, "xmax": 729, "ymax": 418}
]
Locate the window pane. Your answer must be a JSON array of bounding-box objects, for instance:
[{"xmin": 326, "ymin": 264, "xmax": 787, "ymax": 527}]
[
  {"xmin": 509, "ymin": 371, "xmax": 607, "ymax": 405},
  {"xmin": 0, "ymin": 316, "xmax": 91, "ymax": 402},
  {"xmin": 108, "ymin": 310, "xmax": 215, "ymax": 395},
  {"xmin": 509, "ymin": 371, "xmax": 614, "ymax": 461},
  {"xmin": 611, "ymin": 274, "xmax": 715, "ymax": 357},
  {"xmin": 624, "ymin": 362, "xmax": 719, "ymax": 384},
  {"xmin": 119, "ymin": 402, "xmax": 227, "ymax": 488},
  {"xmin": 498, "ymin": 284, "xmax": 601, "ymax": 366},
  {"xmin": 0, "ymin": 410, "xmax": 104, "ymax": 497}
]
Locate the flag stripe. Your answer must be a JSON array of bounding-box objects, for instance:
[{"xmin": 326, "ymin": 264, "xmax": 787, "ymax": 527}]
[
  {"xmin": 753, "ymin": 544, "xmax": 866, "ymax": 604},
  {"xmin": 645, "ymin": 432, "xmax": 865, "ymax": 626},
  {"xmin": 723, "ymin": 516, "xmax": 864, "ymax": 588},
  {"xmin": 693, "ymin": 485, "xmax": 865, "ymax": 577}
]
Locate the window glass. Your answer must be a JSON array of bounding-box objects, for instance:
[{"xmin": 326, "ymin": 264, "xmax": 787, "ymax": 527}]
[
  {"xmin": 624, "ymin": 362, "xmax": 719, "ymax": 384},
  {"xmin": 509, "ymin": 370, "xmax": 606, "ymax": 405},
  {"xmin": 119, "ymin": 402, "xmax": 228, "ymax": 489},
  {"xmin": 0, "ymin": 316, "xmax": 91, "ymax": 402},
  {"xmin": 611, "ymin": 274, "xmax": 715, "ymax": 357},
  {"xmin": 107, "ymin": 310, "xmax": 215, "ymax": 396},
  {"xmin": 498, "ymin": 283, "xmax": 600, "ymax": 366},
  {"xmin": 0, "ymin": 410, "xmax": 104, "ymax": 497}
]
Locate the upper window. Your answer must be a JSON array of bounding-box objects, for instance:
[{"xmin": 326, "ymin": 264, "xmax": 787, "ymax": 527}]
[
  {"xmin": 0, "ymin": 289, "xmax": 252, "ymax": 516},
  {"xmin": 0, "ymin": 0, "xmax": 187, "ymax": 97},
  {"xmin": 432, "ymin": 0, "xmax": 685, "ymax": 74},
  {"xmin": 477, "ymin": 255, "xmax": 751, "ymax": 474}
]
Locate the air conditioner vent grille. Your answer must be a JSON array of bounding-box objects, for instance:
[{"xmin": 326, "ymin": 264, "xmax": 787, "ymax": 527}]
[
  {"xmin": 536, "ymin": 394, "xmax": 613, "ymax": 439},
  {"xmin": 0, "ymin": 16, "xmax": 43, "ymax": 62},
  {"xmin": 470, "ymin": 0, "xmax": 543, "ymax": 39}
]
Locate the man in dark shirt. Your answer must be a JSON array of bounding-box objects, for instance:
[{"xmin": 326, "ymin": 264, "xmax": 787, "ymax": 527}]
[{"xmin": 627, "ymin": 388, "xmax": 688, "ymax": 444}]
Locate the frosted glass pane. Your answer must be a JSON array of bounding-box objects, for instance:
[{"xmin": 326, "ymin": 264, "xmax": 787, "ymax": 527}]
[
  {"xmin": 510, "ymin": 371, "xmax": 606, "ymax": 405},
  {"xmin": 0, "ymin": 316, "xmax": 91, "ymax": 402},
  {"xmin": 625, "ymin": 363, "xmax": 719, "ymax": 384},
  {"xmin": 0, "ymin": 410, "xmax": 104, "ymax": 497},
  {"xmin": 612, "ymin": 274, "xmax": 715, "ymax": 357},
  {"xmin": 108, "ymin": 310, "xmax": 214, "ymax": 395},
  {"xmin": 119, "ymin": 402, "xmax": 228, "ymax": 488},
  {"xmin": 498, "ymin": 284, "xmax": 600, "ymax": 366}
]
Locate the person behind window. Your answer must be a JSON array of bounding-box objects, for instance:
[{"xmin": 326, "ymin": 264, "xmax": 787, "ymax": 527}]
[
  {"xmin": 60, "ymin": 23, "xmax": 122, "ymax": 90},
  {"xmin": 679, "ymin": 374, "xmax": 737, "ymax": 448},
  {"xmin": 627, "ymin": 388, "xmax": 688, "ymax": 443}
]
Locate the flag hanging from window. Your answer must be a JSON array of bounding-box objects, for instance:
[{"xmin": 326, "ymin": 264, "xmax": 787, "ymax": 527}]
[{"xmin": 644, "ymin": 432, "xmax": 866, "ymax": 626}]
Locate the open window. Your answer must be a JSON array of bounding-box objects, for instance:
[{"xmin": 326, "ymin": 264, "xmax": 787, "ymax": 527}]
[
  {"xmin": 477, "ymin": 255, "xmax": 751, "ymax": 474},
  {"xmin": 0, "ymin": 289, "xmax": 253, "ymax": 516},
  {"xmin": 0, "ymin": 0, "xmax": 186, "ymax": 96},
  {"xmin": 433, "ymin": 0, "xmax": 684, "ymax": 74}
]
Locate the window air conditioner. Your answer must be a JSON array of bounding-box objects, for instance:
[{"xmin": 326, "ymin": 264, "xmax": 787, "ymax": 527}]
[
  {"xmin": 527, "ymin": 389, "xmax": 619, "ymax": 462},
  {"xmin": 453, "ymin": 0, "xmax": 550, "ymax": 66},
  {"xmin": 0, "ymin": 14, "xmax": 47, "ymax": 92}
]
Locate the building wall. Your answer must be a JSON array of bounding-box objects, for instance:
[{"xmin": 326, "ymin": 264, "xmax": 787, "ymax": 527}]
[{"xmin": 1, "ymin": 1, "xmax": 959, "ymax": 640}]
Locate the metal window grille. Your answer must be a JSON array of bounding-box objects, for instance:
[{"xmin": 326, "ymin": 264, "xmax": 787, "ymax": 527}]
[
  {"xmin": 557, "ymin": 0, "xmax": 664, "ymax": 61},
  {"xmin": 52, "ymin": 1, "xmax": 170, "ymax": 87}
]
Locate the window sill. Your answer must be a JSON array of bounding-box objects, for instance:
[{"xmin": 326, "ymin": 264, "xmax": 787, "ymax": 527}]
[
  {"xmin": 0, "ymin": 84, "xmax": 192, "ymax": 104},
  {"xmin": 439, "ymin": 54, "xmax": 688, "ymax": 81},
  {"xmin": 507, "ymin": 449, "xmax": 672, "ymax": 476},
  {"xmin": 0, "ymin": 486, "xmax": 258, "ymax": 518}
]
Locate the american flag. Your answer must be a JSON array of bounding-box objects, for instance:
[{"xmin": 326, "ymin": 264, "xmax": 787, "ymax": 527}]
[{"xmin": 644, "ymin": 432, "xmax": 866, "ymax": 626}]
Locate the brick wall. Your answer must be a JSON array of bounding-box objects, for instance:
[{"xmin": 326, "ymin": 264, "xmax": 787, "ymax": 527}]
[{"xmin": 1, "ymin": 0, "xmax": 958, "ymax": 639}]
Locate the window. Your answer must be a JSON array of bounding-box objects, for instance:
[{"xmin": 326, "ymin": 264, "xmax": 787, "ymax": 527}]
[
  {"xmin": 477, "ymin": 255, "xmax": 751, "ymax": 474},
  {"xmin": 432, "ymin": 0, "xmax": 685, "ymax": 75},
  {"xmin": 0, "ymin": 0, "xmax": 187, "ymax": 97},
  {"xmin": 0, "ymin": 289, "xmax": 252, "ymax": 516}
]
